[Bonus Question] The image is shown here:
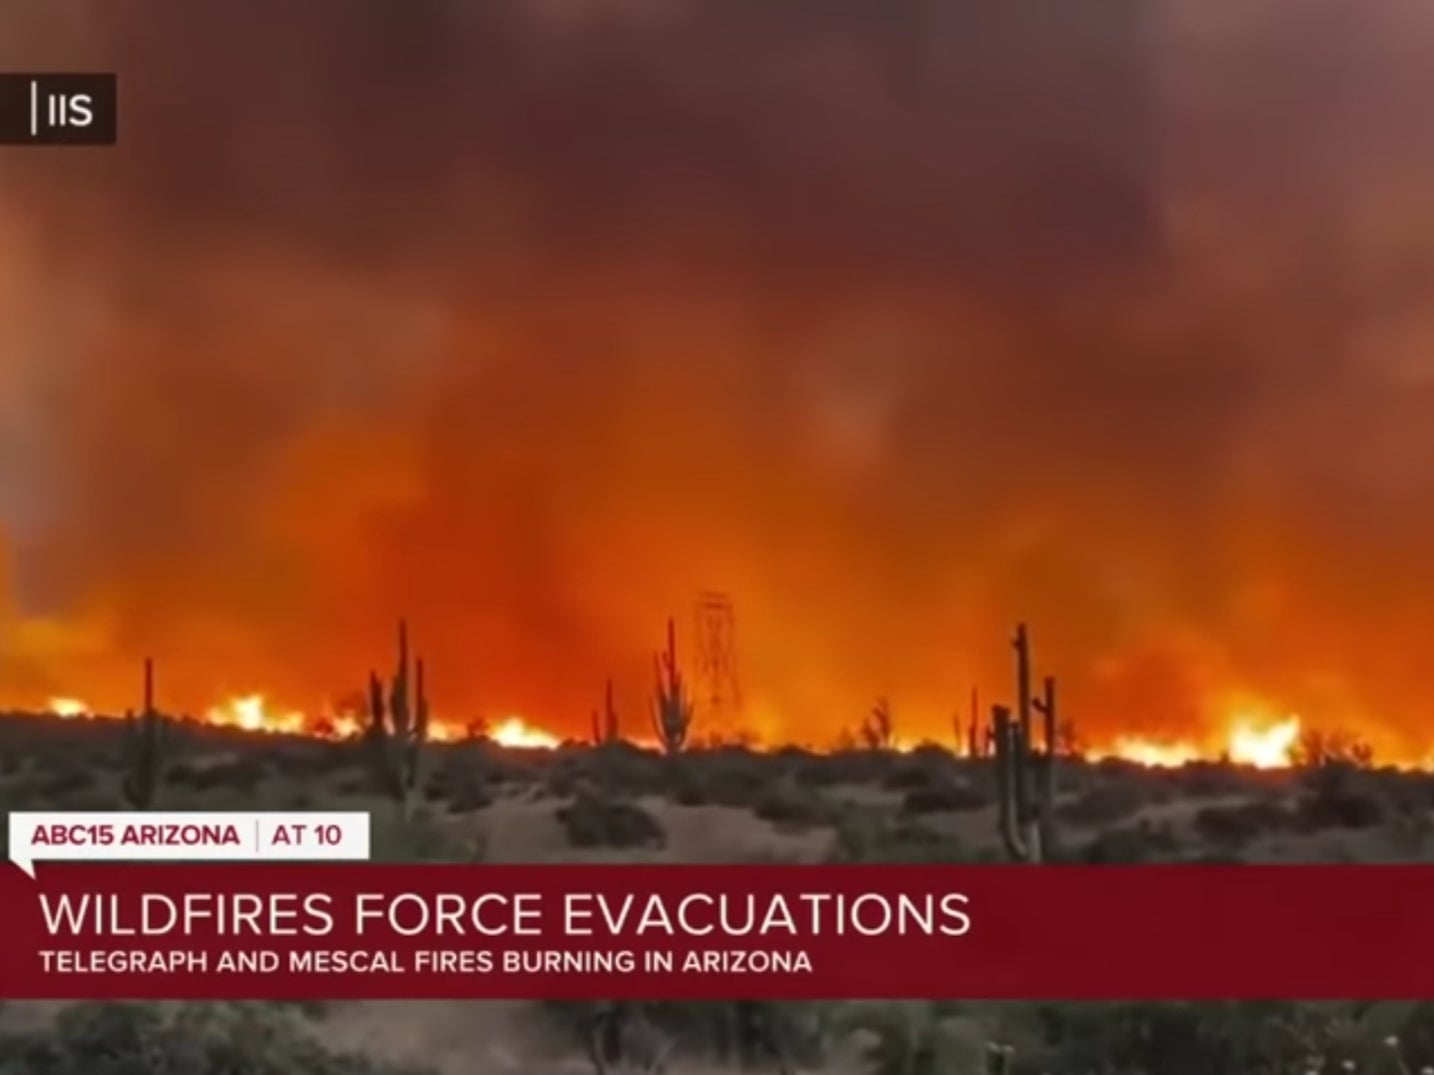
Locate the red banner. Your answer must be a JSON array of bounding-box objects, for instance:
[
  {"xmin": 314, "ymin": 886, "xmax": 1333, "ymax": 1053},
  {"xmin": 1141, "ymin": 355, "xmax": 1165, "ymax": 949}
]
[{"xmin": 0, "ymin": 863, "xmax": 1429, "ymax": 999}]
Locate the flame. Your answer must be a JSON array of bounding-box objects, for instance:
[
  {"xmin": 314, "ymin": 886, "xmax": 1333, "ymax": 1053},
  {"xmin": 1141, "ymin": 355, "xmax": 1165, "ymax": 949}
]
[
  {"xmin": 2, "ymin": 688, "xmax": 1356, "ymax": 772},
  {"xmin": 1228, "ymin": 714, "xmax": 1301, "ymax": 769},
  {"xmin": 1101, "ymin": 736, "xmax": 1200, "ymax": 768},
  {"xmin": 1096, "ymin": 711, "xmax": 1302, "ymax": 769},
  {"xmin": 488, "ymin": 715, "xmax": 562, "ymax": 750},
  {"xmin": 206, "ymin": 694, "xmax": 307, "ymax": 736}
]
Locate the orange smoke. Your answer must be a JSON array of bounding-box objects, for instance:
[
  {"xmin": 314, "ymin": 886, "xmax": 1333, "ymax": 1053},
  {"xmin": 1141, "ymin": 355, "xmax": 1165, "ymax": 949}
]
[{"xmin": 2, "ymin": 2, "xmax": 1434, "ymax": 759}]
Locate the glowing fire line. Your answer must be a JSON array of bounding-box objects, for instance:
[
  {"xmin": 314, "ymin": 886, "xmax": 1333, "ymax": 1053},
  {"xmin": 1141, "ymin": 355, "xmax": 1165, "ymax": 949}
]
[{"xmin": 37, "ymin": 694, "xmax": 1312, "ymax": 769}]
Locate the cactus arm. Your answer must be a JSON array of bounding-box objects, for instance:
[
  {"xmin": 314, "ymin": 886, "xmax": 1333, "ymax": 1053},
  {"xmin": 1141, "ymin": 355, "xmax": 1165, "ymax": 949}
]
[{"xmin": 366, "ymin": 620, "xmax": 429, "ymax": 819}]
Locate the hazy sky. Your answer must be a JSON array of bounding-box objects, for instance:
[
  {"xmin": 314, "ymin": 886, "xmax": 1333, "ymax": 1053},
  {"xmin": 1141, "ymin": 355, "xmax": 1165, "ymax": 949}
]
[{"xmin": 1, "ymin": 0, "xmax": 1432, "ymax": 752}]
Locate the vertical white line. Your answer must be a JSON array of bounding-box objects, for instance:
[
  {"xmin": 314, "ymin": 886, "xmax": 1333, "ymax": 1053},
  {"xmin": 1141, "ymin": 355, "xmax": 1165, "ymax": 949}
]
[{"xmin": 27, "ymin": 79, "xmax": 37, "ymax": 136}]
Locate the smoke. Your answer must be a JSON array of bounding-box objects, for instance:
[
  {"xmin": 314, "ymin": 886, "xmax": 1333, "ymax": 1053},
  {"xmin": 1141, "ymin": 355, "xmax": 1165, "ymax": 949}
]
[{"xmin": 1, "ymin": 0, "xmax": 1432, "ymax": 751}]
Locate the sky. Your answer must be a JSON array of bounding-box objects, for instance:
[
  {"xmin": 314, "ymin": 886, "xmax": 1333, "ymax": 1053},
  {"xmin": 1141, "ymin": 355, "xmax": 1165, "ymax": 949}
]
[{"xmin": 0, "ymin": 0, "xmax": 1432, "ymax": 753}]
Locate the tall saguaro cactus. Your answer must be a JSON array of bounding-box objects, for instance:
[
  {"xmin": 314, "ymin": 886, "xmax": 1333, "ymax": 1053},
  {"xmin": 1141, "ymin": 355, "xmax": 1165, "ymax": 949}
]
[
  {"xmin": 993, "ymin": 623, "xmax": 1059, "ymax": 861},
  {"xmin": 650, "ymin": 618, "xmax": 692, "ymax": 755},
  {"xmin": 366, "ymin": 620, "xmax": 430, "ymax": 819},
  {"xmin": 122, "ymin": 657, "xmax": 168, "ymax": 809},
  {"xmin": 592, "ymin": 678, "xmax": 621, "ymax": 746}
]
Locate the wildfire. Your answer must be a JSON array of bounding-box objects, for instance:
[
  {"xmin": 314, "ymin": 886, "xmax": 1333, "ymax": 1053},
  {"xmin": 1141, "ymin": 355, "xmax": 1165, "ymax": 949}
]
[
  {"xmin": 1101, "ymin": 736, "xmax": 1200, "ymax": 769},
  {"xmin": 11, "ymin": 689, "xmax": 1332, "ymax": 771},
  {"xmin": 1228, "ymin": 714, "xmax": 1301, "ymax": 769},
  {"xmin": 206, "ymin": 694, "xmax": 307, "ymax": 736},
  {"xmin": 1098, "ymin": 712, "xmax": 1302, "ymax": 770},
  {"xmin": 487, "ymin": 715, "xmax": 562, "ymax": 750}
]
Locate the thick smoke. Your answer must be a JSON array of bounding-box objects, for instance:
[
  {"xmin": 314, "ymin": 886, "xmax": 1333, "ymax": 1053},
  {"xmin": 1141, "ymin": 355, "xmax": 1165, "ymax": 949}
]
[{"xmin": 1, "ymin": 0, "xmax": 1432, "ymax": 751}]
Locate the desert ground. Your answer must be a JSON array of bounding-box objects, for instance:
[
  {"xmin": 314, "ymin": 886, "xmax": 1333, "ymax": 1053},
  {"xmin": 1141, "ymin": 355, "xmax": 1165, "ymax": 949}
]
[{"xmin": 1, "ymin": 711, "xmax": 1432, "ymax": 1075}]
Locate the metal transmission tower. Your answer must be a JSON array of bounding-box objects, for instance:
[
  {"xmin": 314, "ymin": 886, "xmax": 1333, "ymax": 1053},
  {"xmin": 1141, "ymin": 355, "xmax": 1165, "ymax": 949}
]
[{"xmin": 693, "ymin": 591, "xmax": 742, "ymax": 727}]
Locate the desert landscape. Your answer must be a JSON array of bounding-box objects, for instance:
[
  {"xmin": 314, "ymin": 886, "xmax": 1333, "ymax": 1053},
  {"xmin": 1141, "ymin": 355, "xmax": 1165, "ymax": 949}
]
[
  {"xmin": 2, "ymin": 629, "xmax": 1433, "ymax": 1075},
  {"xmin": 5, "ymin": 0, "xmax": 1434, "ymax": 1071}
]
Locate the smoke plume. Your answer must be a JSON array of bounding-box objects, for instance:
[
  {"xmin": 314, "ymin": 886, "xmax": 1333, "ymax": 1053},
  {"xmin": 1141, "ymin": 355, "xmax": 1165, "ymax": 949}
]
[{"xmin": 1, "ymin": 0, "xmax": 1432, "ymax": 752}]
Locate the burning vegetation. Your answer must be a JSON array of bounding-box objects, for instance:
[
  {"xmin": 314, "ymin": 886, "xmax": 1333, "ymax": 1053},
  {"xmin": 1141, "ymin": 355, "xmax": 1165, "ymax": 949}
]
[
  {"xmin": 23, "ymin": 616, "xmax": 1380, "ymax": 775},
  {"xmin": 10, "ymin": 617, "xmax": 1398, "ymax": 867}
]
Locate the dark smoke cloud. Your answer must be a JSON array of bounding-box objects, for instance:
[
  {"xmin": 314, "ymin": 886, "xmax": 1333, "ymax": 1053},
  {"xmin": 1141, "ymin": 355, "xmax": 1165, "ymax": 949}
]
[{"xmin": 1, "ymin": 0, "xmax": 1432, "ymax": 751}]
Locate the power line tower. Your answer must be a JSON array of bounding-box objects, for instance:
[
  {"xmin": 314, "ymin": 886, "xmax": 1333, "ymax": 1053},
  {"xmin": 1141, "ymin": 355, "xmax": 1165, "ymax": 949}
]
[{"xmin": 694, "ymin": 591, "xmax": 742, "ymax": 727}]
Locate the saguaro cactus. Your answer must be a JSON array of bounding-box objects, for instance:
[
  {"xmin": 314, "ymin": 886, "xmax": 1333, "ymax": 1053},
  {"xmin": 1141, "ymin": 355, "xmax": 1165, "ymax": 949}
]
[
  {"xmin": 366, "ymin": 620, "xmax": 429, "ymax": 819},
  {"xmin": 121, "ymin": 657, "xmax": 168, "ymax": 809},
  {"xmin": 592, "ymin": 678, "xmax": 621, "ymax": 746},
  {"xmin": 993, "ymin": 624, "xmax": 1059, "ymax": 861},
  {"xmin": 650, "ymin": 618, "xmax": 692, "ymax": 755},
  {"xmin": 862, "ymin": 697, "xmax": 895, "ymax": 751}
]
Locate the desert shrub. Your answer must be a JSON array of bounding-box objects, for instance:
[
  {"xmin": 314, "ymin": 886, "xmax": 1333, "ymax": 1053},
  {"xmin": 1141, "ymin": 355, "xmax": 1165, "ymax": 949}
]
[
  {"xmin": 794, "ymin": 749, "xmax": 889, "ymax": 788},
  {"xmin": 0, "ymin": 772, "xmax": 38, "ymax": 811},
  {"xmin": 686, "ymin": 751, "xmax": 770, "ymax": 806},
  {"xmin": 1173, "ymin": 762, "xmax": 1258, "ymax": 798},
  {"xmin": 1029, "ymin": 1001, "xmax": 1330, "ymax": 1075},
  {"xmin": 578, "ymin": 744, "xmax": 670, "ymax": 797},
  {"xmin": 900, "ymin": 781, "xmax": 987, "ymax": 815},
  {"xmin": 169, "ymin": 757, "xmax": 269, "ymax": 795},
  {"xmin": 750, "ymin": 783, "xmax": 833, "ymax": 829},
  {"xmin": 0, "ymin": 1001, "xmax": 433, "ymax": 1075},
  {"xmin": 369, "ymin": 809, "xmax": 486, "ymax": 862},
  {"xmin": 1057, "ymin": 780, "xmax": 1147, "ymax": 828},
  {"xmin": 259, "ymin": 741, "xmax": 352, "ymax": 781},
  {"xmin": 668, "ymin": 766, "xmax": 711, "ymax": 806},
  {"xmin": 1194, "ymin": 799, "xmax": 1293, "ymax": 846},
  {"xmin": 335, "ymin": 774, "xmax": 371, "ymax": 796},
  {"xmin": 33, "ymin": 763, "xmax": 99, "ymax": 802},
  {"xmin": 422, "ymin": 763, "xmax": 492, "ymax": 813},
  {"xmin": 1297, "ymin": 766, "xmax": 1389, "ymax": 830},
  {"xmin": 557, "ymin": 793, "xmax": 665, "ymax": 849},
  {"xmin": 1372, "ymin": 772, "xmax": 1434, "ymax": 817},
  {"xmin": 445, "ymin": 774, "xmax": 492, "ymax": 813},
  {"xmin": 1081, "ymin": 821, "xmax": 1181, "ymax": 864},
  {"xmin": 539, "ymin": 1000, "xmax": 834, "ymax": 1075},
  {"xmin": 830, "ymin": 812, "xmax": 968, "ymax": 863},
  {"xmin": 882, "ymin": 751, "xmax": 953, "ymax": 791}
]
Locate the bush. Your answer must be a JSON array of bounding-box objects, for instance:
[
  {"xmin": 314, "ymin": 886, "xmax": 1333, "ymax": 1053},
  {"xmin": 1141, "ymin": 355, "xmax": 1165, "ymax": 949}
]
[
  {"xmin": 33, "ymin": 764, "xmax": 100, "ymax": 801},
  {"xmin": 1194, "ymin": 799, "xmax": 1292, "ymax": 846},
  {"xmin": 752, "ymin": 785, "xmax": 832, "ymax": 829},
  {"xmin": 686, "ymin": 751, "xmax": 770, "ymax": 807},
  {"xmin": 168, "ymin": 758, "xmax": 268, "ymax": 795},
  {"xmin": 792, "ymin": 749, "xmax": 888, "ymax": 788},
  {"xmin": 1081, "ymin": 822, "xmax": 1181, "ymax": 863},
  {"xmin": 422, "ymin": 763, "xmax": 492, "ymax": 813},
  {"xmin": 0, "ymin": 1002, "xmax": 434, "ymax": 1075},
  {"xmin": 830, "ymin": 812, "xmax": 968, "ymax": 863},
  {"xmin": 1297, "ymin": 783, "xmax": 1388, "ymax": 830},
  {"xmin": 369, "ymin": 810, "xmax": 486, "ymax": 863},
  {"xmin": 882, "ymin": 757, "xmax": 949, "ymax": 791},
  {"xmin": 557, "ymin": 793, "xmax": 665, "ymax": 849},
  {"xmin": 900, "ymin": 782, "xmax": 988, "ymax": 815},
  {"xmin": 1058, "ymin": 780, "xmax": 1148, "ymax": 828},
  {"xmin": 1173, "ymin": 762, "xmax": 1255, "ymax": 798}
]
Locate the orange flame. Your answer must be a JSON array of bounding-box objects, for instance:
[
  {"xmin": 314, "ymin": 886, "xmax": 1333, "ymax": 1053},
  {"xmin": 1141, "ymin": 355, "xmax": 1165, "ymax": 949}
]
[
  {"xmin": 488, "ymin": 715, "xmax": 562, "ymax": 750},
  {"xmin": 8, "ymin": 687, "xmax": 1361, "ymax": 773},
  {"xmin": 1097, "ymin": 710, "xmax": 1302, "ymax": 769},
  {"xmin": 206, "ymin": 694, "xmax": 307, "ymax": 736}
]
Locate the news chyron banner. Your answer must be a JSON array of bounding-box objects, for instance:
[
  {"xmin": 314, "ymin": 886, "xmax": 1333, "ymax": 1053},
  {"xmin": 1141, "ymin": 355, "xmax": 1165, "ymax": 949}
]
[{"xmin": 4, "ymin": 809, "xmax": 1434, "ymax": 999}]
